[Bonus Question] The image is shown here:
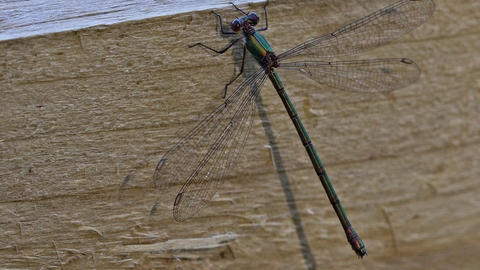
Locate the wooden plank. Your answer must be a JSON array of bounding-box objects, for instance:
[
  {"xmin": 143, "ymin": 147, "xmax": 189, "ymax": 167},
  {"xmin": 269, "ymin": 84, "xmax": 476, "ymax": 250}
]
[
  {"xmin": 1, "ymin": 0, "xmax": 479, "ymax": 269},
  {"xmin": 0, "ymin": 0, "xmax": 261, "ymax": 41}
]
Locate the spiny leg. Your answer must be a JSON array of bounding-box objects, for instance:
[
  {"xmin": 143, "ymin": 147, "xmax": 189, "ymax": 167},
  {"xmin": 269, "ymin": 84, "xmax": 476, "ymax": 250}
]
[
  {"xmin": 189, "ymin": 7, "xmax": 251, "ymax": 97},
  {"xmin": 257, "ymin": 0, "xmax": 270, "ymax": 31},
  {"xmin": 229, "ymin": 2, "xmax": 248, "ymax": 16},
  {"xmin": 222, "ymin": 45, "xmax": 247, "ymax": 98}
]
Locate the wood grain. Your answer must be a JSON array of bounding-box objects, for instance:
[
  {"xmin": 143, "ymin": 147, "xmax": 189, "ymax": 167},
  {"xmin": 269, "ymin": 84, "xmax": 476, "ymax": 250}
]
[{"xmin": 1, "ymin": 0, "xmax": 479, "ymax": 269}]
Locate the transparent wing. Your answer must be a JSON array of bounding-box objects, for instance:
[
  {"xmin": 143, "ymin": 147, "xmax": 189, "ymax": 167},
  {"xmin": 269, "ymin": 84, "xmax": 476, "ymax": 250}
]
[
  {"xmin": 277, "ymin": 0, "xmax": 435, "ymax": 60},
  {"xmin": 279, "ymin": 58, "xmax": 420, "ymax": 92},
  {"xmin": 154, "ymin": 68, "xmax": 267, "ymax": 222}
]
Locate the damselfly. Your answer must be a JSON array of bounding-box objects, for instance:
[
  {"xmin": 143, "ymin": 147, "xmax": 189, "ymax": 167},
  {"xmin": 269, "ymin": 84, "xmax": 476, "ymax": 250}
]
[{"xmin": 153, "ymin": 0, "xmax": 435, "ymax": 257}]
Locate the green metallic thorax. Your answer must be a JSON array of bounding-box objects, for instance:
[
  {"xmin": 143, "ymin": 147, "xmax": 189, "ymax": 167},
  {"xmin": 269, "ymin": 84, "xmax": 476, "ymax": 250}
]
[
  {"xmin": 245, "ymin": 32, "xmax": 274, "ymax": 66},
  {"xmin": 245, "ymin": 32, "xmax": 284, "ymax": 90}
]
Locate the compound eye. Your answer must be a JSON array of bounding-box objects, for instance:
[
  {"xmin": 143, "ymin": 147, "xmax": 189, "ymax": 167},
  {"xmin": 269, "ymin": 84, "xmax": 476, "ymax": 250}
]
[
  {"xmin": 231, "ymin": 19, "xmax": 241, "ymax": 32},
  {"xmin": 247, "ymin": 12, "xmax": 259, "ymax": 26}
]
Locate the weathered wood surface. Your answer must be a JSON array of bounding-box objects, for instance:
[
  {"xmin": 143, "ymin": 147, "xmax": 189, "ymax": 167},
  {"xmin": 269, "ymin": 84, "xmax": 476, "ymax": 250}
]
[
  {"xmin": 1, "ymin": 0, "xmax": 479, "ymax": 269},
  {"xmin": 0, "ymin": 0, "xmax": 263, "ymax": 41}
]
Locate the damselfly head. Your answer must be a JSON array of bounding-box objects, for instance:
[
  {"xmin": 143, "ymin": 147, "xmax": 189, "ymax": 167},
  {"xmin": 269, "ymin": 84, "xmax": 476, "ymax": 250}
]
[{"xmin": 231, "ymin": 12, "xmax": 260, "ymax": 32}]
